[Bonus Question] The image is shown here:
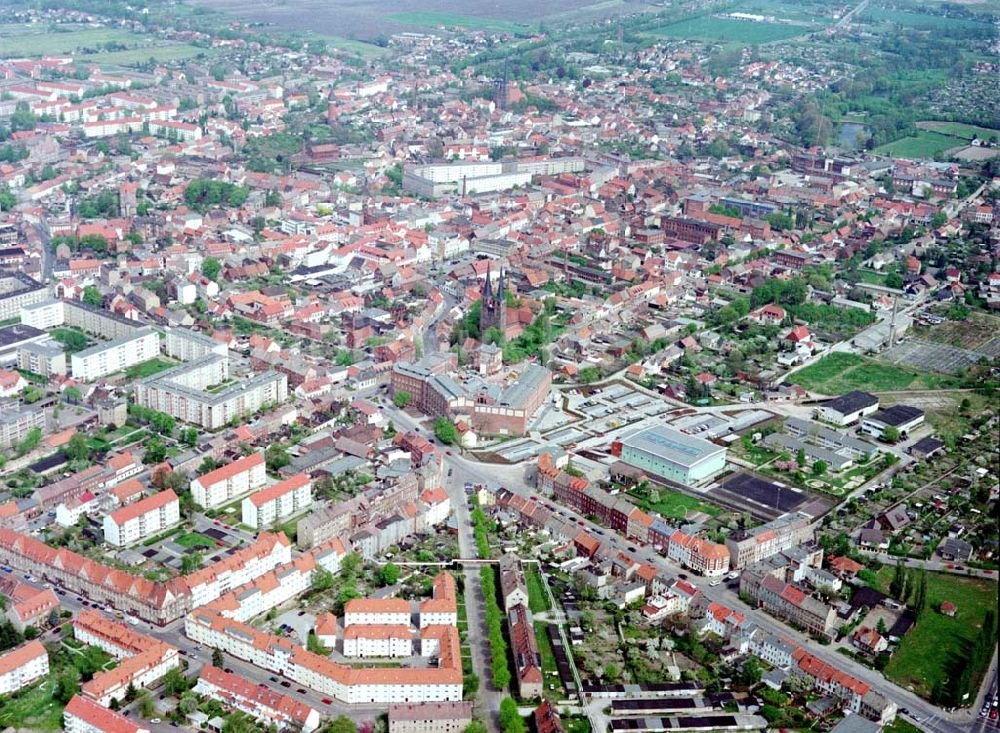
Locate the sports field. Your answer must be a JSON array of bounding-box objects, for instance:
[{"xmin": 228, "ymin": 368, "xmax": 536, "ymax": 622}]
[{"xmin": 875, "ymin": 131, "xmax": 962, "ymax": 159}]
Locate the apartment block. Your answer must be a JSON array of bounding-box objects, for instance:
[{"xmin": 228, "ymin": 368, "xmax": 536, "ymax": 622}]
[
  {"xmin": 0, "ymin": 271, "xmax": 46, "ymax": 322},
  {"xmin": 191, "ymin": 453, "xmax": 267, "ymax": 509},
  {"xmin": 165, "ymin": 327, "xmax": 229, "ymax": 361},
  {"xmin": 103, "ymin": 489, "xmax": 179, "ymax": 547},
  {"xmin": 73, "ymin": 610, "xmax": 179, "ymax": 705},
  {"xmin": 241, "ymin": 473, "xmax": 312, "ymax": 530},
  {"xmin": 195, "ymin": 665, "xmax": 320, "ymax": 733},
  {"xmin": 135, "ymin": 354, "xmax": 288, "ymax": 430},
  {"xmin": 0, "ymin": 640, "xmax": 48, "ymax": 695},
  {"xmin": 388, "ymin": 702, "xmax": 473, "ymax": 733},
  {"xmin": 71, "ymin": 327, "xmax": 160, "ymax": 382},
  {"xmin": 726, "ymin": 512, "xmax": 814, "ymax": 569},
  {"xmin": 64, "ymin": 695, "xmax": 149, "ymax": 733},
  {"xmin": 17, "ymin": 339, "xmax": 67, "ymax": 377},
  {"xmin": 0, "ymin": 400, "xmax": 47, "ymax": 451},
  {"xmin": 343, "ymin": 598, "xmax": 410, "ymax": 627},
  {"xmin": 342, "ymin": 625, "xmax": 413, "ymax": 658}
]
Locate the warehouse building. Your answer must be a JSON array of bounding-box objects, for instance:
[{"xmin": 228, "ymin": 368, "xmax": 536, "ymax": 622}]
[{"xmin": 616, "ymin": 425, "xmax": 726, "ymax": 485}]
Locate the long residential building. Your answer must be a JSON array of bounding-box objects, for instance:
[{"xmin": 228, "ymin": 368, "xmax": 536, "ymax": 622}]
[
  {"xmin": 388, "ymin": 701, "xmax": 474, "ymax": 733},
  {"xmin": 0, "ymin": 271, "xmax": 47, "ymax": 322},
  {"xmin": 242, "ymin": 473, "xmax": 312, "ymax": 530},
  {"xmin": 0, "ymin": 528, "xmax": 291, "ymax": 624},
  {"xmin": 185, "ymin": 607, "xmax": 462, "ymax": 704},
  {"xmin": 73, "ymin": 610, "xmax": 180, "ymax": 705},
  {"xmin": 191, "ymin": 452, "xmax": 267, "ymax": 509},
  {"xmin": 509, "ymin": 602, "xmax": 543, "ymax": 699},
  {"xmin": 0, "ymin": 640, "xmax": 48, "ymax": 695},
  {"xmin": 64, "ymin": 694, "xmax": 150, "ymax": 733},
  {"xmin": 102, "ymin": 489, "xmax": 179, "ymax": 547},
  {"xmin": 70, "ymin": 327, "xmax": 160, "ymax": 382},
  {"xmin": 195, "ymin": 665, "xmax": 321, "ymax": 733},
  {"xmin": 134, "ymin": 353, "xmax": 288, "ymax": 430},
  {"xmin": 740, "ymin": 568, "xmax": 837, "ymax": 637}
]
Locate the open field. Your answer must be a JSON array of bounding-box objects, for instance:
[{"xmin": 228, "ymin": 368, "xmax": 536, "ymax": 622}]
[
  {"xmin": 175, "ymin": 532, "xmax": 216, "ymax": 549},
  {"xmin": 525, "ymin": 566, "xmax": 552, "ymax": 613},
  {"xmin": 862, "ymin": 7, "xmax": 993, "ymax": 30},
  {"xmin": 85, "ymin": 43, "xmax": 214, "ymax": 66},
  {"xmin": 0, "ymin": 678, "xmax": 64, "ymax": 732},
  {"xmin": 0, "ymin": 27, "xmax": 145, "ymax": 56},
  {"xmin": 875, "ymin": 130, "xmax": 962, "ymax": 159},
  {"xmin": 912, "ymin": 311, "xmax": 1000, "ymax": 351},
  {"xmin": 650, "ymin": 14, "xmax": 816, "ymax": 43},
  {"xmin": 189, "ymin": 0, "xmax": 644, "ymax": 41},
  {"xmin": 628, "ymin": 484, "xmax": 723, "ymax": 520},
  {"xmin": 126, "ymin": 358, "xmax": 177, "ymax": 379},
  {"xmin": 916, "ymin": 121, "xmax": 1000, "ymax": 140},
  {"xmin": 788, "ymin": 352, "xmax": 960, "ymax": 394},
  {"xmin": 388, "ymin": 12, "xmax": 535, "ymax": 34},
  {"xmin": 875, "ymin": 568, "xmax": 998, "ymax": 700}
]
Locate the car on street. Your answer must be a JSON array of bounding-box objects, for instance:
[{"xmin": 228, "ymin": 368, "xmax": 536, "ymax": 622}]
[
  {"xmin": 280, "ymin": 681, "xmax": 291, "ymax": 688},
  {"xmin": 678, "ymin": 573, "xmax": 688, "ymax": 580},
  {"xmin": 321, "ymin": 698, "xmax": 333, "ymax": 705},
  {"xmin": 269, "ymin": 676, "xmax": 278, "ymax": 682},
  {"xmin": 297, "ymin": 688, "xmax": 306, "ymax": 694}
]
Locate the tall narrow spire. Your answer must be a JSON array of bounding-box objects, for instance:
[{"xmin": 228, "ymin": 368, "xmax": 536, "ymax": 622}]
[
  {"xmin": 497, "ymin": 268, "xmax": 506, "ymax": 300},
  {"xmin": 483, "ymin": 262, "xmax": 493, "ymax": 301}
]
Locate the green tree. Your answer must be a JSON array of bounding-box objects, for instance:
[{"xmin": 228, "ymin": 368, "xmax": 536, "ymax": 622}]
[
  {"xmin": 341, "ymin": 551, "xmax": 362, "ymax": 581},
  {"xmin": 464, "ymin": 721, "xmax": 488, "ymax": 733},
  {"xmin": 796, "ymin": 447, "xmax": 807, "ymax": 467},
  {"xmin": 143, "ymin": 437, "xmax": 167, "ymax": 464},
  {"xmin": 265, "ymin": 444, "xmax": 290, "ymax": 471},
  {"xmin": 181, "ymin": 551, "xmax": 202, "ymax": 573},
  {"xmin": 201, "ymin": 256, "xmax": 222, "ymax": 282},
  {"xmin": 913, "ymin": 570, "xmax": 928, "ymax": 619},
  {"xmin": 377, "ymin": 562, "xmax": 400, "ymax": 587},
  {"xmin": 82, "ymin": 285, "xmax": 103, "ymax": 306},
  {"xmin": 311, "ymin": 567, "xmax": 335, "ymax": 592},
  {"xmin": 212, "ymin": 647, "xmax": 225, "ymax": 668},
  {"xmin": 889, "ymin": 560, "xmax": 907, "ymax": 599},
  {"xmin": 64, "ymin": 432, "xmax": 91, "ymax": 462},
  {"xmin": 812, "ymin": 460, "xmax": 828, "ymax": 476},
  {"xmin": 434, "ymin": 417, "xmax": 458, "ymax": 445},
  {"xmin": 884, "ymin": 272, "xmax": 904, "ymax": 289},
  {"xmin": 327, "ymin": 716, "xmax": 357, "ymax": 733},
  {"xmin": 392, "ymin": 391, "xmax": 411, "ymax": 409},
  {"xmin": 63, "ymin": 386, "xmax": 82, "ymax": 403},
  {"xmin": 882, "ymin": 426, "xmax": 900, "ymax": 443},
  {"xmin": 740, "ymin": 656, "xmax": 762, "ymax": 686},
  {"xmin": 499, "ymin": 698, "xmax": 525, "ymax": 733},
  {"xmin": 163, "ymin": 666, "xmax": 190, "ymax": 696},
  {"xmin": 54, "ymin": 668, "xmax": 80, "ymax": 704}
]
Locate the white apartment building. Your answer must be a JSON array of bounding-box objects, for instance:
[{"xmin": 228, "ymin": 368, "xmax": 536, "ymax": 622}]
[
  {"xmin": 194, "ymin": 666, "xmax": 320, "ymax": 733},
  {"xmin": 64, "ymin": 695, "xmax": 149, "ymax": 733},
  {"xmin": 343, "ymin": 598, "xmax": 411, "ymax": 628},
  {"xmin": 165, "ymin": 327, "xmax": 228, "ymax": 361},
  {"xmin": 210, "ymin": 555, "xmax": 315, "ymax": 623},
  {"xmin": 71, "ymin": 327, "xmax": 160, "ymax": 382},
  {"xmin": 241, "ymin": 473, "xmax": 312, "ymax": 530},
  {"xmin": 187, "ymin": 532, "xmax": 293, "ymax": 610},
  {"xmin": 0, "ymin": 640, "xmax": 48, "ymax": 695},
  {"xmin": 17, "ymin": 340, "xmax": 67, "ymax": 377},
  {"xmin": 342, "ymin": 626, "xmax": 413, "ymax": 658},
  {"xmin": 20, "ymin": 298, "xmax": 64, "ymax": 330},
  {"xmin": 103, "ymin": 490, "xmax": 180, "ymax": 547},
  {"xmin": 191, "ymin": 453, "xmax": 267, "ymax": 509},
  {"xmin": 134, "ymin": 354, "xmax": 288, "ymax": 430}
]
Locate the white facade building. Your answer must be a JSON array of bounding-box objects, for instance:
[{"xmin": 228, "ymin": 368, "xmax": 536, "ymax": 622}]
[
  {"xmin": 241, "ymin": 473, "xmax": 312, "ymax": 530},
  {"xmin": 341, "ymin": 626, "xmax": 413, "ymax": 658},
  {"xmin": 103, "ymin": 490, "xmax": 180, "ymax": 547},
  {"xmin": 0, "ymin": 640, "xmax": 48, "ymax": 695},
  {"xmin": 64, "ymin": 695, "xmax": 149, "ymax": 733},
  {"xmin": 71, "ymin": 327, "xmax": 160, "ymax": 382},
  {"xmin": 191, "ymin": 453, "xmax": 267, "ymax": 509}
]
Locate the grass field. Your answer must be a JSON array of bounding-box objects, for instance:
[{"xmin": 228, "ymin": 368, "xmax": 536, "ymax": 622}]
[
  {"xmin": 0, "ymin": 27, "xmax": 144, "ymax": 56},
  {"xmin": 917, "ymin": 121, "xmax": 1000, "ymax": 141},
  {"xmin": 85, "ymin": 43, "xmax": 214, "ymax": 65},
  {"xmin": 0, "ymin": 678, "xmax": 64, "ymax": 732},
  {"xmin": 863, "ymin": 7, "xmax": 992, "ymax": 30},
  {"xmin": 628, "ymin": 484, "xmax": 723, "ymax": 520},
  {"xmin": 317, "ymin": 35, "xmax": 388, "ymax": 58},
  {"xmin": 125, "ymin": 358, "xmax": 176, "ymax": 379},
  {"xmin": 788, "ymin": 352, "xmax": 959, "ymax": 394},
  {"xmin": 525, "ymin": 566, "xmax": 552, "ymax": 613},
  {"xmin": 875, "ymin": 568, "xmax": 998, "ymax": 699},
  {"xmin": 534, "ymin": 621, "xmax": 564, "ymax": 700},
  {"xmin": 651, "ymin": 15, "xmax": 815, "ymax": 43},
  {"xmin": 388, "ymin": 12, "xmax": 535, "ymax": 34},
  {"xmin": 876, "ymin": 130, "xmax": 962, "ymax": 159},
  {"xmin": 175, "ymin": 532, "xmax": 216, "ymax": 549}
]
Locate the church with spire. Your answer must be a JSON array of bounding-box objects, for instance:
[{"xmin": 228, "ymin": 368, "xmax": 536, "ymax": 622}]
[{"xmin": 479, "ymin": 264, "xmax": 508, "ymax": 339}]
